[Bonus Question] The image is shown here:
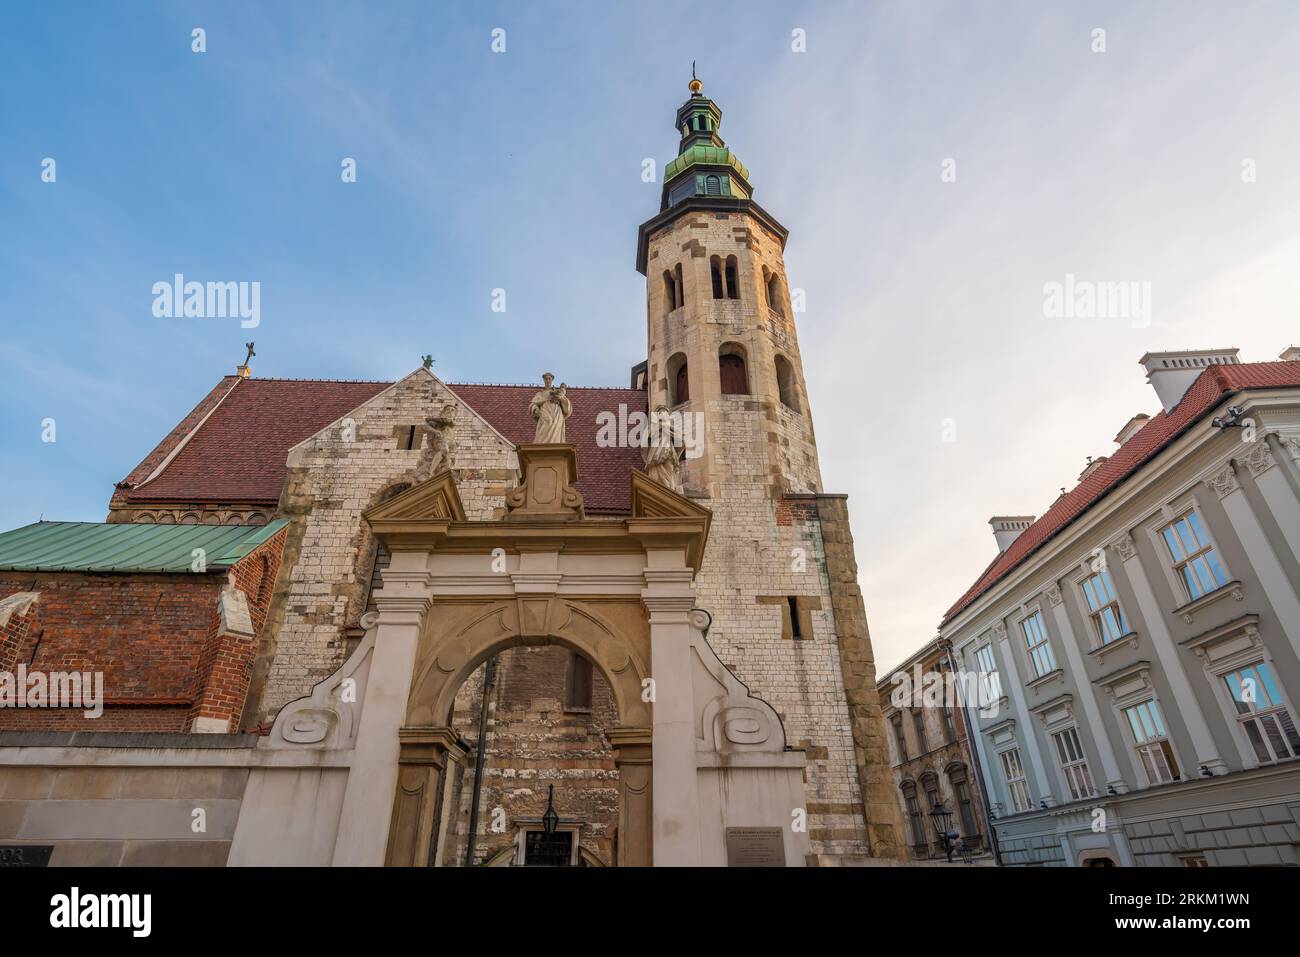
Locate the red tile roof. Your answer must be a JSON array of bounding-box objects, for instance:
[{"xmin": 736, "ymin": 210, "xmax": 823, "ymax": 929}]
[
  {"xmin": 942, "ymin": 361, "xmax": 1300, "ymax": 626},
  {"xmin": 447, "ymin": 383, "xmax": 646, "ymax": 514},
  {"xmin": 121, "ymin": 377, "xmax": 647, "ymax": 514}
]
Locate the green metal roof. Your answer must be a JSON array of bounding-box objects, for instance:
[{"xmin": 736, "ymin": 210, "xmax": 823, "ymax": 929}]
[
  {"xmin": 0, "ymin": 520, "xmax": 288, "ymax": 573},
  {"xmin": 663, "ymin": 145, "xmax": 750, "ymax": 185}
]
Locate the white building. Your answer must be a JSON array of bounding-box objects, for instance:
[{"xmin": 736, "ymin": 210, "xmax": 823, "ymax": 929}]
[{"xmin": 941, "ymin": 347, "xmax": 1300, "ymax": 866}]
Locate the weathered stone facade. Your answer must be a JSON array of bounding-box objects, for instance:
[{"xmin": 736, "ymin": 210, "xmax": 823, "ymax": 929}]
[{"xmin": 249, "ymin": 371, "xmax": 518, "ymax": 721}]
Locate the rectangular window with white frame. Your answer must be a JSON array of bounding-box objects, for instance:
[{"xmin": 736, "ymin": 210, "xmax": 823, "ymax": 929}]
[
  {"xmin": 1080, "ymin": 569, "xmax": 1130, "ymax": 645},
  {"xmin": 974, "ymin": 642, "xmax": 1000, "ymax": 704},
  {"xmin": 998, "ymin": 747, "xmax": 1033, "ymax": 812},
  {"xmin": 1020, "ymin": 610, "xmax": 1057, "ymax": 678},
  {"xmin": 1051, "ymin": 726, "xmax": 1097, "ymax": 801},
  {"xmin": 1160, "ymin": 509, "xmax": 1228, "ymax": 602},
  {"xmin": 1123, "ymin": 699, "xmax": 1180, "ymax": 784},
  {"xmin": 1222, "ymin": 662, "xmax": 1300, "ymax": 764}
]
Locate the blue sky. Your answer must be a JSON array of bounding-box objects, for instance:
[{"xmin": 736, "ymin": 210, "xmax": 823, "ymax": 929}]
[{"xmin": 3, "ymin": 2, "xmax": 1299, "ymax": 667}]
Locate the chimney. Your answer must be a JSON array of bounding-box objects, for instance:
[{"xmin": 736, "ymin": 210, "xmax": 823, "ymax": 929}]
[
  {"xmin": 1113, "ymin": 413, "xmax": 1150, "ymax": 447},
  {"xmin": 1139, "ymin": 348, "xmax": 1240, "ymax": 414},
  {"xmin": 1280, "ymin": 345, "xmax": 1300, "ymax": 362},
  {"xmin": 1079, "ymin": 455, "xmax": 1108, "ymax": 481},
  {"xmin": 989, "ymin": 515, "xmax": 1035, "ymax": 554}
]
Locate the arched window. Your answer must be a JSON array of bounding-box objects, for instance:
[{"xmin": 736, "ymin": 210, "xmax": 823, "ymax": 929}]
[
  {"xmin": 900, "ymin": 781, "xmax": 926, "ymax": 849},
  {"xmin": 718, "ymin": 343, "xmax": 749, "ymax": 395},
  {"xmin": 662, "ymin": 264, "xmax": 684, "ymax": 315},
  {"xmin": 667, "ymin": 352, "xmax": 690, "ymax": 405},
  {"xmin": 774, "ymin": 354, "xmax": 800, "ymax": 412},
  {"xmin": 724, "ymin": 255, "xmax": 739, "ymax": 299},
  {"xmin": 705, "ymin": 174, "xmax": 721, "ymax": 196},
  {"xmin": 710, "ymin": 256, "xmax": 724, "ymax": 299},
  {"xmin": 764, "ymin": 268, "xmax": 783, "ymax": 315},
  {"xmin": 920, "ymin": 772, "xmax": 942, "ymax": 845},
  {"xmin": 946, "ymin": 763, "xmax": 979, "ymax": 841}
]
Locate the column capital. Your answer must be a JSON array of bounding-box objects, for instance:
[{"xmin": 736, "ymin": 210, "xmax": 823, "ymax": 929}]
[
  {"xmin": 1203, "ymin": 460, "xmax": 1240, "ymax": 499},
  {"xmin": 1110, "ymin": 532, "xmax": 1138, "ymax": 563},
  {"xmin": 1241, "ymin": 438, "xmax": 1277, "ymax": 477}
]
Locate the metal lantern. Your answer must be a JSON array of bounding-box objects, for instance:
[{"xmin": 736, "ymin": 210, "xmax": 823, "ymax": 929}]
[{"xmin": 542, "ymin": 784, "xmax": 560, "ymax": 835}]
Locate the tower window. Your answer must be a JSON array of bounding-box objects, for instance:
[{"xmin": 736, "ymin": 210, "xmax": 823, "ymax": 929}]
[
  {"xmin": 705, "ymin": 174, "xmax": 721, "ymax": 196},
  {"xmin": 668, "ymin": 352, "xmax": 690, "ymax": 405},
  {"xmin": 764, "ymin": 269, "xmax": 783, "ymax": 315},
  {"xmin": 710, "ymin": 256, "xmax": 724, "ymax": 299},
  {"xmin": 718, "ymin": 344, "xmax": 749, "ymax": 395},
  {"xmin": 725, "ymin": 255, "xmax": 739, "ymax": 299},
  {"xmin": 788, "ymin": 596, "xmax": 803, "ymax": 639},
  {"xmin": 662, "ymin": 264, "xmax": 684, "ymax": 314},
  {"xmin": 775, "ymin": 354, "xmax": 800, "ymax": 412}
]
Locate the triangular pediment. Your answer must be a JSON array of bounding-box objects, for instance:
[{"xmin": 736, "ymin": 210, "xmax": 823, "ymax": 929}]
[
  {"xmin": 364, "ymin": 470, "xmax": 466, "ymax": 524},
  {"xmin": 630, "ymin": 469, "xmax": 711, "ymax": 521}
]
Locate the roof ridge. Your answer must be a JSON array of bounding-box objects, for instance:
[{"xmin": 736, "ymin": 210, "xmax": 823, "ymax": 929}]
[{"xmin": 941, "ymin": 358, "xmax": 1300, "ymax": 625}]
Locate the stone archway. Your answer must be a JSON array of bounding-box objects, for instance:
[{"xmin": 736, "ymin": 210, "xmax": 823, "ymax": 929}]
[{"xmin": 386, "ymin": 595, "xmax": 653, "ymax": 867}]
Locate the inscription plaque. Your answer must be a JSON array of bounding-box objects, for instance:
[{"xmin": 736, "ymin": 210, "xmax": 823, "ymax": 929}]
[
  {"xmin": 724, "ymin": 827, "xmax": 785, "ymax": 867},
  {"xmin": 0, "ymin": 845, "xmax": 54, "ymax": 867}
]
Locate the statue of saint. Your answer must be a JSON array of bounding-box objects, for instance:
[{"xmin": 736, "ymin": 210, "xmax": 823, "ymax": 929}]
[
  {"xmin": 641, "ymin": 405, "xmax": 683, "ymax": 492},
  {"xmin": 417, "ymin": 402, "xmax": 457, "ymax": 478},
  {"xmin": 530, "ymin": 372, "xmax": 571, "ymax": 444}
]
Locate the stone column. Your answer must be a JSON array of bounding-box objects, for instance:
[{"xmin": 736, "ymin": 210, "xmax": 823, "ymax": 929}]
[
  {"xmin": 1043, "ymin": 582, "xmax": 1127, "ymax": 793},
  {"xmin": 1111, "ymin": 532, "xmax": 1227, "ymax": 775},
  {"xmin": 642, "ymin": 550, "xmax": 702, "ymax": 866},
  {"xmin": 1217, "ymin": 451, "xmax": 1300, "ymax": 664},
  {"xmin": 385, "ymin": 726, "xmax": 465, "ymax": 867},
  {"xmin": 813, "ymin": 496, "xmax": 907, "ymax": 859},
  {"xmin": 1249, "ymin": 435, "xmax": 1300, "ymax": 566},
  {"xmin": 332, "ymin": 556, "xmax": 431, "ymax": 866},
  {"xmin": 992, "ymin": 621, "xmax": 1055, "ymax": 805},
  {"xmin": 607, "ymin": 726, "xmax": 653, "ymax": 866}
]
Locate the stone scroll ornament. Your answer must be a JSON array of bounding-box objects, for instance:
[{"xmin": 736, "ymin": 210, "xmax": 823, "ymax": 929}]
[
  {"xmin": 530, "ymin": 372, "xmax": 571, "ymax": 444},
  {"xmin": 641, "ymin": 405, "xmax": 683, "ymax": 492}
]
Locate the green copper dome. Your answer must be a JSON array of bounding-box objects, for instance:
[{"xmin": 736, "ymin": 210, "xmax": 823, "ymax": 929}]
[{"xmin": 660, "ymin": 77, "xmax": 753, "ymax": 211}]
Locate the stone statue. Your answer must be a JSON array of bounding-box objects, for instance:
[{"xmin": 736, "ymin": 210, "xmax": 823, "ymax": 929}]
[
  {"xmin": 416, "ymin": 402, "xmax": 457, "ymax": 479},
  {"xmin": 641, "ymin": 405, "xmax": 683, "ymax": 492},
  {"xmin": 530, "ymin": 372, "xmax": 571, "ymax": 444}
]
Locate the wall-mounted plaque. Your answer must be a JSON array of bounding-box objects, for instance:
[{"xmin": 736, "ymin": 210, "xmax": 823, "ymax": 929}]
[
  {"xmin": 0, "ymin": 845, "xmax": 53, "ymax": 867},
  {"xmin": 725, "ymin": 827, "xmax": 785, "ymax": 867}
]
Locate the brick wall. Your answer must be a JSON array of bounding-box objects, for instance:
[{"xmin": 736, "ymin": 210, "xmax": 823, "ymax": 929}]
[
  {"xmin": 0, "ymin": 528, "xmax": 285, "ymax": 733},
  {"xmin": 448, "ymin": 646, "xmax": 620, "ymax": 866}
]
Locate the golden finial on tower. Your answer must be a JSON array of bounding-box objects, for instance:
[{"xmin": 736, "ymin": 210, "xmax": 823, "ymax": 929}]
[{"xmin": 688, "ymin": 60, "xmax": 702, "ymax": 94}]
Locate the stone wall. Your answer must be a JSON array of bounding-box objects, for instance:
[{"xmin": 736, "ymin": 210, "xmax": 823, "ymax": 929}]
[
  {"xmin": 250, "ymin": 370, "xmax": 517, "ymax": 721},
  {"xmin": 0, "ymin": 738, "xmax": 253, "ymax": 865}
]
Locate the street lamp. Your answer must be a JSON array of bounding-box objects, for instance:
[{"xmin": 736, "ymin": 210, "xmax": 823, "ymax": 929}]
[
  {"xmin": 930, "ymin": 799, "xmax": 958, "ymax": 862},
  {"xmin": 542, "ymin": 784, "xmax": 560, "ymax": 835}
]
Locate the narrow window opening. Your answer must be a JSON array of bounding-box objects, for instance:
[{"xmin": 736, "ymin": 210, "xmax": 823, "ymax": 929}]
[
  {"xmin": 788, "ymin": 596, "xmax": 803, "ymax": 639},
  {"xmin": 725, "ymin": 255, "xmax": 739, "ymax": 299}
]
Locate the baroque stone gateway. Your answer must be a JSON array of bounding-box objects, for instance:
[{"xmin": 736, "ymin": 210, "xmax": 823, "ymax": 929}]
[{"xmin": 0, "ymin": 78, "xmax": 904, "ymax": 866}]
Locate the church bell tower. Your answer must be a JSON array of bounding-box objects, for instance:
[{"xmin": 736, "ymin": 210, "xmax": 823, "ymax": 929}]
[{"xmin": 636, "ymin": 75, "xmax": 822, "ymax": 498}]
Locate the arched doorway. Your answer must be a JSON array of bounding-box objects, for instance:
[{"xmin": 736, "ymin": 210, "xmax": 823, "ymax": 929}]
[
  {"xmin": 386, "ymin": 596, "xmax": 652, "ymax": 867},
  {"xmin": 444, "ymin": 646, "xmax": 621, "ymax": 866}
]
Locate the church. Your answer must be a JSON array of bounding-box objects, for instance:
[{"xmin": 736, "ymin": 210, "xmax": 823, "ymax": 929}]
[{"xmin": 0, "ymin": 78, "xmax": 904, "ymax": 867}]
